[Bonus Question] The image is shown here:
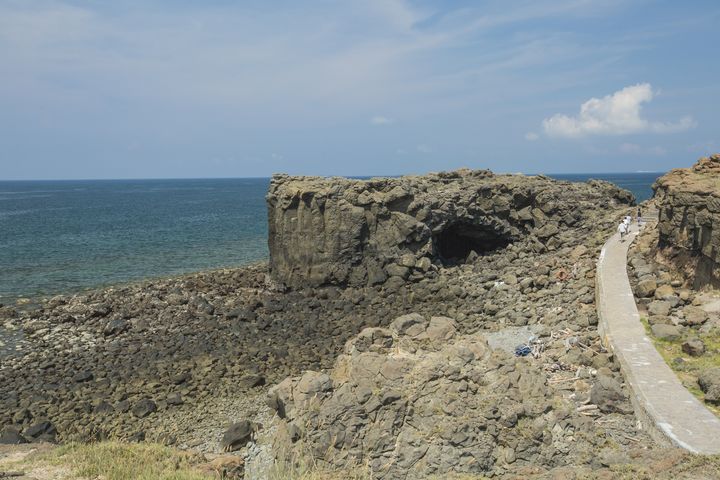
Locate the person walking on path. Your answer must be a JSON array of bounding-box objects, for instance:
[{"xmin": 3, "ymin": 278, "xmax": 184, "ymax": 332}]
[
  {"xmin": 637, "ymin": 206, "xmax": 643, "ymax": 225},
  {"xmin": 617, "ymin": 221, "xmax": 628, "ymax": 241}
]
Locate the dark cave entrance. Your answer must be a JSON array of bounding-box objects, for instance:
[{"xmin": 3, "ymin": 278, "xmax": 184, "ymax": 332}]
[{"xmin": 434, "ymin": 222, "xmax": 512, "ymax": 264}]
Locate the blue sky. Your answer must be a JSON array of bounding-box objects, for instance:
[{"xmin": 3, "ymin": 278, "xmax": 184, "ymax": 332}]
[{"xmin": 1, "ymin": 0, "xmax": 718, "ymax": 179}]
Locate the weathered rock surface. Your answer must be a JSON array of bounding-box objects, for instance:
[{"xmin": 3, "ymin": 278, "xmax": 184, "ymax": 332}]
[
  {"xmin": 654, "ymin": 154, "xmax": 720, "ymax": 288},
  {"xmin": 698, "ymin": 368, "xmax": 720, "ymax": 404},
  {"xmin": 267, "ymin": 315, "xmax": 643, "ymax": 479},
  {"xmin": 221, "ymin": 420, "xmax": 259, "ymax": 452},
  {"xmin": 267, "ymin": 170, "xmax": 633, "ymax": 288}
]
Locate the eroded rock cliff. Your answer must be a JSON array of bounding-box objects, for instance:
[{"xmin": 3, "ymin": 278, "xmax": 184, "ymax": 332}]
[
  {"xmin": 654, "ymin": 154, "xmax": 720, "ymax": 287},
  {"xmin": 267, "ymin": 170, "xmax": 634, "ymax": 288}
]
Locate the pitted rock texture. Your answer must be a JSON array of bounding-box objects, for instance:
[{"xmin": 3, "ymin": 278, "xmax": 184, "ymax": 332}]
[
  {"xmin": 267, "ymin": 169, "xmax": 634, "ymax": 288},
  {"xmin": 267, "ymin": 315, "xmax": 643, "ymax": 479},
  {"xmin": 654, "ymin": 154, "xmax": 720, "ymax": 288}
]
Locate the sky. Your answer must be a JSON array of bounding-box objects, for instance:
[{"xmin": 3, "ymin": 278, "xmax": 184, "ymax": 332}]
[{"xmin": 1, "ymin": 0, "xmax": 719, "ymax": 179}]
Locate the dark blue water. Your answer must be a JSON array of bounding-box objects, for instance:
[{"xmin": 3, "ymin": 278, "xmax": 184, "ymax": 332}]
[
  {"xmin": 0, "ymin": 178, "xmax": 269, "ymax": 302},
  {"xmin": 0, "ymin": 173, "xmax": 662, "ymax": 303}
]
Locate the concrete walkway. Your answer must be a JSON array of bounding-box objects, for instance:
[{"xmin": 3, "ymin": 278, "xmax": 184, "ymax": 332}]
[{"xmin": 596, "ymin": 221, "xmax": 720, "ymax": 454}]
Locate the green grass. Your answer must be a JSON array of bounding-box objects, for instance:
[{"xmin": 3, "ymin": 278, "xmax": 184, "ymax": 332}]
[{"xmin": 641, "ymin": 316, "xmax": 720, "ymax": 416}]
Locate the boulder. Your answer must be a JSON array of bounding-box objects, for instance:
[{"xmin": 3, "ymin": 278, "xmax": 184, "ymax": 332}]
[
  {"xmin": 131, "ymin": 399, "xmax": 157, "ymax": 418},
  {"xmin": 590, "ymin": 375, "xmax": 630, "ymax": 413},
  {"xmin": 648, "ymin": 301, "xmax": 672, "ymax": 317},
  {"xmin": 654, "ymin": 285, "xmax": 675, "ymax": 300},
  {"xmin": 681, "ymin": 339, "xmax": 705, "ymax": 357},
  {"xmin": 103, "ymin": 318, "xmax": 129, "ymax": 336},
  {"xmin": 651, "ymin": 324, "xmax": 682, "ymax": 341},
  {"xmin": 0, "ymin": 427, "xmax": 28, "ymax": 445},
  {"xmin": 698, "ymin": 368, "xmax": 720, "ymax": 404},
  {"xmin": 636, "ymin": 279, "xmax": 657, "ymax": 298},
  {"xmin": 72, "ymin": 370, "xmax": 94, "ymax": 383},
  {"xmin": 682, "ymin": 306, "xmax": 708, "ymax": 326},
  {"xmin": 221, "ymin": 420, "xmax": 259, "ymax": 452},
  {"xmin": 23, "ymin": 421, "xmax": 56, "ymax": 442}
]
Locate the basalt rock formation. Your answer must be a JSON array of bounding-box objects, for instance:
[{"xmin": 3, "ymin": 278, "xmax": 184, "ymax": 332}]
[
  {"xmin": 267, "ymin": 170, "xmax": 634, "ymax": 289},
  {"xmin": 654, "ymin": 154, "xmax": 720, "ymax": 288},
  {"xmin": 267, "ymin": 315, "xmax": 644, "ymax": 479}
]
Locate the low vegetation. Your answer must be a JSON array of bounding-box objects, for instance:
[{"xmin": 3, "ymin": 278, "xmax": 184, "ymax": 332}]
[
  {"xmin": 1, "ymin": 442, "xmax": 210, "ymax": 480},
  {"xmin": 641, "ymin": 316, "xmax": 720, "ymax": 416}
]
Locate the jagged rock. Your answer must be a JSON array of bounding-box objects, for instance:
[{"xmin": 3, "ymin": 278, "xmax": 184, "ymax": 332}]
[
  {"xmin": 23, "ymin": 421, "xmax": 56, "ymax": 442},
  {"xmin": 681, "ymin": 339, "xmax": 705, "ymax": 356},
  {"xmin": 698, "ymin": 367, "xmax": 720, "ymax": 403},
  {"xmin": 103, "ymin": 318, "xmax": 129, "ymax": 336},
  {"xmin": 590, "ymin": 375, "xmax": 631, "ymax": 413},
  {"xmin": 654, "ymin": 154, "xmax": 720, "ymax": 288},
  {"xmin": 267, "ymin": 170, "xmax": 633, "ymax": 288},
  {"xmin": 221, "ymin": 420, "xmax": 260, "ymax": 452},
  {"xmin": 72, "ymin": 370, "xmax": 94, "ymax": 383},
  {"xmin": 268, "ymin": 315, "xmax": 633, "ymax": 478},
  {"xmin": 0, "ymin": 427, "xmax": 28, "ymax": 445},
  {"xmin": 131, "ymin": 399, "xmax": 157, "ymax": 418}
]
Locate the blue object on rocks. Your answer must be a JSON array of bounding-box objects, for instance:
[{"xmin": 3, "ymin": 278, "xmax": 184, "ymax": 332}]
[{"xmin": 515, "ymin": 344, "xmax": 531, "ymax": 357}]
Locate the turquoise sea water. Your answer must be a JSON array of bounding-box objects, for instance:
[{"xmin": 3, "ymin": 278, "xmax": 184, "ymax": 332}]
[{"xmin": 0, "ymin": 172, "xmax": 662, "ymax": 302}]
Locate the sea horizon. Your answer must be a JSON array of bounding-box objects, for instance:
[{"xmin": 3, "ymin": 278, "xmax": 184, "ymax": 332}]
[
  {"xmin": 0, "ymin": 172, "xmax": 662, "ymax": 303},
  {"xmin": 0, "ymin": 170, "xmax": 668, "ymax": 183}
]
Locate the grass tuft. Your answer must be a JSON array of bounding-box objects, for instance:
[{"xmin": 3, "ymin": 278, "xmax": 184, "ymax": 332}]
[{"xmin": 43, "ymin": 441, "xmax": 211, "ymax": 480}]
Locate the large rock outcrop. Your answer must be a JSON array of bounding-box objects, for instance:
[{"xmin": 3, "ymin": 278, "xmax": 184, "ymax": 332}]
[
  {"xmin": 654, "ymin": 154, "xmax": 720, "ymax": 288},
  {"xmin": 267, "ymin": 315, "xmax": 639, "ymax": 479},
  {"xmin": 267, "ymin": 170, "xmax": 634, "ymax": 288}
]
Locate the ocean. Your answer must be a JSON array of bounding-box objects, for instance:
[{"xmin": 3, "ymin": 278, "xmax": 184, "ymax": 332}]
[{"xmin": 0, "ymin": 172, "xmax": 662, "ymax": 303}]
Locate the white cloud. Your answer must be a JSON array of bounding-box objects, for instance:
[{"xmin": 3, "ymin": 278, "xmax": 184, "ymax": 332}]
[
  {"xmin": 525, "ymin": 132, "xmax": 539, "ymax": 141},
  {"xmin": 542, "ymin": 83, "xmax": 696, "ymax": 138},
  {"xmin": 371, "ymin": 116, "xmax": 393, "ymax": 125}
]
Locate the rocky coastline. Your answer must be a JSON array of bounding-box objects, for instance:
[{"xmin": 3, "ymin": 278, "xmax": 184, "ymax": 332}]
[
  {"xmin": 1, "ymin": 168, "xmax": 706, "ymax": 478},
  {"xmin": 627, "ymin": 155, "xmax": 720, "ymax": 417}
]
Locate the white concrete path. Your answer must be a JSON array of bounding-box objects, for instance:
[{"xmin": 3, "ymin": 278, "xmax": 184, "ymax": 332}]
[{"xmin": 596, "ymin": 221, "xmax": 720, "ymax": 454}]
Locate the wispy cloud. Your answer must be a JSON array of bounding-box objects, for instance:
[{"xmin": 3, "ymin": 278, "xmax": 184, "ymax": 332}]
[
  {"xmin": 416, "ymin": 144, "xmax": 431, "ymax": 153},
  {"xmin": 371, "ymin": 116, "xmax": 394, "ymax": 125},
  {"xmin": 542, "ymin": 83, "xmax": 696, "ymax": 138},
  {"xmin": 525, "ymin": 132, "xmax": 540, "ymax": 141},
  {"xmin": 619, "ymin": 143, "xmax": 667, "ymax": 155}
]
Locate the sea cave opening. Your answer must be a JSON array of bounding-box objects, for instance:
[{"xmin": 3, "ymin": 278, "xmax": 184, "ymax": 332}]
[{"xmin": 434, "ymin": 222, "xmax": 512, "ymax": 264}]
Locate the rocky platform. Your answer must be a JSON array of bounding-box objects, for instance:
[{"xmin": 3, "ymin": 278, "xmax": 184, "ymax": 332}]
[
  {"xmin": 267, "ymin": 169, "xmax": 633, "ymax": 288},
  {"xmin": 654, "ymin": 154, "xmax": 720, "ymax": 288}
]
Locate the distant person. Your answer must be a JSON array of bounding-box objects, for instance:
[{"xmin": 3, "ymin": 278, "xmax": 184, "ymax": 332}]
[
  {"xmin": 637, "ymin": 206, "xmax": 643, "ymax": 225},
  {"xmin": 618, "ymin": 221, "xmax": 628, "ymax": 241}
]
